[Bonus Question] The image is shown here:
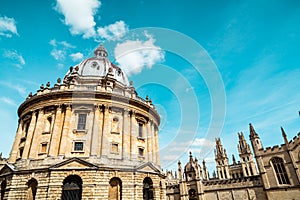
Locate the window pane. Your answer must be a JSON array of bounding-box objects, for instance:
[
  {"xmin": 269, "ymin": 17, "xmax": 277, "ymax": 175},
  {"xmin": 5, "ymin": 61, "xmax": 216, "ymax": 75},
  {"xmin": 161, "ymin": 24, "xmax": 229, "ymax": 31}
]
[
  {"xmin": 77, "ymin": 114, "xmax": 87, "ymax": 130},
  {"xmin": 74, "ymin": 142, "xmax": 83, "ymax": 151},
  {"xmin": 138, "ymin": 123, "xmax": 143, "ymax": 137}
]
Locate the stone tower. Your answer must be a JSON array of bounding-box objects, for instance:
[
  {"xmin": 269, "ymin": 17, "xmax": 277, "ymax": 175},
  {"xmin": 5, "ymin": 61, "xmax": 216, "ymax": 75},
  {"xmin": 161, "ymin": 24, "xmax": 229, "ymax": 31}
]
[
  {"xmin": 1, "ymin": 45, "xmax": 166, "ymax": 200},
  {"xmin": 214, "ymin": 138, "xmax": 230, "ymax": 180},
  {"xmin": 237, "ymin": 132, "xmax": 258, "ymax": 177}
]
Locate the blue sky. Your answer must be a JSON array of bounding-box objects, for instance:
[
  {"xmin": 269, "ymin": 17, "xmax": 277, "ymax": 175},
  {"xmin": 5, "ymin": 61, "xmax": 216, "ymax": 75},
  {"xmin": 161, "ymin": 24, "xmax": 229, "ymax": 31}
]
[{"xmin": 0, "ymin": 0, "xmax": 299, "ymax": 172}]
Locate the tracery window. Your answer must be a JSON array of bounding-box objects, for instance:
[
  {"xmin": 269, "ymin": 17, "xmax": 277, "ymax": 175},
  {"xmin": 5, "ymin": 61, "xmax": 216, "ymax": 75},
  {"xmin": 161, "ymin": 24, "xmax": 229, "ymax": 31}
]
[
  {"xmin": 188, "ymin": 189, "xmax": 197, "ymax": 200},
  {"xmin": 271, "ymin": 157, "xmax": 290, "ymax": 185}
]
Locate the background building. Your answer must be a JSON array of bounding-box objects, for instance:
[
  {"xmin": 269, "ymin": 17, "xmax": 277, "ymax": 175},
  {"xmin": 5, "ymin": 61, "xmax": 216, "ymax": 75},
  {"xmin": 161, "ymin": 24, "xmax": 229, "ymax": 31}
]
[
  {"xmin": 0, "ymin": 45, "xmax": 166, "ymax": 200},
  {"xmin": 165, "ymin": 124, "xmax": 300, "ymax": 200}
]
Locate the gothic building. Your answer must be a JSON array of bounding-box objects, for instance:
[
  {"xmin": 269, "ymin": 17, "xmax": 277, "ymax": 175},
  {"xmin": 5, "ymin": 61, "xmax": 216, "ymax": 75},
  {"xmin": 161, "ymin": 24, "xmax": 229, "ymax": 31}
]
[
  {"xmin": 0, "ymin": 45, "xmax": 165, "ymax": 200},
  {"xmin": 165, "ymin": 124, "xmax": 300, "ymax": 200}
]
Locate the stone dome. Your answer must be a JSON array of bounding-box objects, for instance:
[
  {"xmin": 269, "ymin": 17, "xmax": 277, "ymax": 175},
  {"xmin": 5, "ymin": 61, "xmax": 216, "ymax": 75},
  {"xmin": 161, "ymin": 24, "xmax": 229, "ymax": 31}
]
[{"xmin": 66, "ymin": 45, "xmax": 129, "ymax": 86}]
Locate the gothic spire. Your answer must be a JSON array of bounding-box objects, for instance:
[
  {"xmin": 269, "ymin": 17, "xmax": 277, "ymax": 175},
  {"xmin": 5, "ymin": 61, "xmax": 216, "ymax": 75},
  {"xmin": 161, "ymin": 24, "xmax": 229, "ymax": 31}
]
[
  {"xmin": 281, "ymin": 126, "xmax": 289, "ymax": 145},
  {"xmin": 249, "ymin": 123, "xmax": 259, "ymax": 140}
]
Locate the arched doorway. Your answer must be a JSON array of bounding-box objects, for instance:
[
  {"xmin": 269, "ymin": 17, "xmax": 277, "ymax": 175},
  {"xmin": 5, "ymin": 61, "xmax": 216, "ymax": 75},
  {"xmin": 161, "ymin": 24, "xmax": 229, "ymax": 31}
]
[
  {"xmin": 1, "ymin": 180, "xmax": 6, "ymax": 200},
  {"xmin": 27, "ymin": 178, "xmax": 38, "ymax": 200},
  {"xmin": 108, "ymin": 177, "xmax": 122, "ymax": 200},
  {"xmin": 143, "ymin": 177, "xmax": 154, "ymax": 200},
  {"xmin": 188, "ymin": 188, "xmax": 198, "ymax": 200},
  {"xmin": 61, "ymin": 175, "xmax": 82, "ymax": 200}
]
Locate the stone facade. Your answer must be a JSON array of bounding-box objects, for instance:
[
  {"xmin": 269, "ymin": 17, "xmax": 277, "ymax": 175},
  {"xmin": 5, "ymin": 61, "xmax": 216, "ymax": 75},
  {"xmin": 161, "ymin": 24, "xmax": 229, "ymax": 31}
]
[
  {"xmin": 165, "ymin": 124, "xmax": 300, "ymax": 200},
  {"xmin": 0, "ymin": 45, "xmax": 165, "ymax": 200}
]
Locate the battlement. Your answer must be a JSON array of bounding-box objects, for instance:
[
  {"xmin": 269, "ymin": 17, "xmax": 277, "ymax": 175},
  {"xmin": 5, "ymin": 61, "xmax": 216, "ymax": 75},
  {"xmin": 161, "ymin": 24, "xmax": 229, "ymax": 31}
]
[{"xmin": 203, "ymin": 175, "xmax": 262, "ymax": 190}]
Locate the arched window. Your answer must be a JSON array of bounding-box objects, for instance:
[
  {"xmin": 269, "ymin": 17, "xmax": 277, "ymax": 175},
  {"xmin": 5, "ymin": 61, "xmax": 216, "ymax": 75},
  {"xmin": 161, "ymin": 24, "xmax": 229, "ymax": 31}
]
[
  {"xmin": 1, "ymin": 180, "xmax": 6, "ymax": 200},
  {"xmin": 143, "ymin": 177, "xmax": 154, "ymax": 200},
  {"xmin": 27, "ymin": 178, "xmax": 38, "ymax": 200},
  {"xmin": 62, "ymin": 175, "xmax": 82, "ymax": 200},
  {"xmin": 188, "ymin": 188, "xmax": 197, "ymax": 200},
  {"xmin": 271, "ymin": 157, "xmax": 290, "ymax": 185},
  {"xmin": 108, "ymin": 177, "xmax": 122, "ymax": 200}
]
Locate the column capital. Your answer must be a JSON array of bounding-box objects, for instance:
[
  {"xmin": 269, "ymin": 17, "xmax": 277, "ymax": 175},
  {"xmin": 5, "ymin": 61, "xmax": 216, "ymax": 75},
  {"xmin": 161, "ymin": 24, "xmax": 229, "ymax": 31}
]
[{"xmin": 65, "ymin": 104, "xmax": 72, "ymax": 110}]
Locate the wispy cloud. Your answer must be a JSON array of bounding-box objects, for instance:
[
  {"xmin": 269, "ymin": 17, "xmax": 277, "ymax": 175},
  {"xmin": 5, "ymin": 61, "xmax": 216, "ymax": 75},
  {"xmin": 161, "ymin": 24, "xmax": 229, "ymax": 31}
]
[
  {"xmin": 49, "ymin": 39, "xmax": 77, "ymax": 62},
  {"xmin": 3, "ymin": 49, "xmax": 25, "ymax": 68},
  {"xmin": 0, "ymin": 97, "xmax": 16, "ymax": 106},
  {"xmin": 70, "ymin": 52, "xmax": 84, "ymax": 62},
  {"xmin": 97, "ymin": 20, "xmax": 128, "ymax": 41},
  {"xmin": 0, "ymin": 16, "xmax": 18, "ymax": 38},
  {"xmin": 0, "ymin": 81, "xmax": 27, "ymax": 97},
  {"xmin": 114, "ymin": 33, "xmax": 165, "ymax": 76}
]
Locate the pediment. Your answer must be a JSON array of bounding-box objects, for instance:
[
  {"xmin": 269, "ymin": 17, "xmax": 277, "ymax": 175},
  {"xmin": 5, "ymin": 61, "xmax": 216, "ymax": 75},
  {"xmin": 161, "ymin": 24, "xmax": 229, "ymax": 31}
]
[
  {"xmin": 136, "ymin": 162, "xmax": 162, "ymax": 174},
  {"xmin": 50, "ymin": 157, "xmax": 99, "ymax": 170},
  {"xmin": 0, "ymin": 164, "xmax": 15, "ymax": 175}
]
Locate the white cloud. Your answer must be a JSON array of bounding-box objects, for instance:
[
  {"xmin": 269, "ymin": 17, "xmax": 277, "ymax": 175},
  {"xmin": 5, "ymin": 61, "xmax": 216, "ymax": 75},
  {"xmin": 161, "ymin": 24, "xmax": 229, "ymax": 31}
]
[
  {"xmin": 55, "ymin": 0, "xmax": 100, "ymax": 38},
  {"xmin": 97, "ymin": 20, "xmax": 128, "ymax": 41},
  {"xmin": 3, "ymin": 50, "xmax": 25, "ymax": 68},
  {"xmin": 114, "ymin": 34, "xmax": 165, "ymax": 76},
  {"xmin": 49, "ymin": 39, "xmax": 75, "ymax": 61},
  {"xmin": 0, "ymin": 16, "xmax": 18, "ymax": 38},
  {"xmin": 0, "ymin": 97, "xmax": 16, "ymax": 106},
  {"xmin": 51, "ymin": 49, "xmax": 65, "ymax": 61},
  {"xmin": 70, "ymin": 52, "xmax": 84, "ymax": 61},
  {"xmin": 49, "ymin": 39, "xmax": 75, "ymax": 48}
]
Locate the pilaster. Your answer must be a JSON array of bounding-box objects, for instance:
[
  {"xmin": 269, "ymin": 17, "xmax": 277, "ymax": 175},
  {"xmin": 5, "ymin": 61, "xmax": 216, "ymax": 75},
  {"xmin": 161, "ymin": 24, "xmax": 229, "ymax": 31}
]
[
  {"xmin": 122, "ymin": 109, "xmax": 131, "ymax": 160},
  {"xmin": 22, "ymin": 111, "xmax": 37, "ymax": 159},
  {"xmin": 49, "ymin": 105, "xmax": 62, "ymax": 157},
  {"xmin": 90, "ymin": 105, "xmax": 101, "ymax": 156},
  {"xmin": 58, "ymin": 104, "xmax": 72, "ymax": 156},
  {"xmin": 8, "ymin": 120, "xmax": 23, "ymax": 163},
  {"xmin": 29, "ymin": 109, "xmax": 44, "ymax": 158}
]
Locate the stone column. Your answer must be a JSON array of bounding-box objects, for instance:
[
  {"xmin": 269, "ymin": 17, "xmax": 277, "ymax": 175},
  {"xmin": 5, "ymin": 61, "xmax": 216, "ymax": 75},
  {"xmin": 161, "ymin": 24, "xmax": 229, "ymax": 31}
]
[
  {"xmin": 22, "ymin": 111, "xmax": 37, "ymax": 159},
  {"xmin": 97, "ymin": 105, "xmax": 104, "ymax": 157},
  {"xmin": 59, "ymin": 104, "xmax": 72, "ymax": 156},
  {"xmin": 49, "ymin": 105, "xmax": 63, "ymax": 157},
  {"xmin": 100, "ymin": 106, "xmax": 110, "ymax": 157},
  {"xmin": 29, "ymin": 109, "xmax": 44, "ymax": 158},
  {"xmin": 152, "ymin": 123, "xmax": 157, "ymax": 164},
  {"xmin": 91, "ymin": 105, "xmax": 101, "ymax": 156},
  {"xmin": 122, "ymin": 109, "xmax": 131, "ymax": 160},
  {"xmin": 146, "ymin": 120, "xmax": 153, "ymax": 162},
  {"xmin": 155, "ymin": 128, "xmax": 160, "ymax": 165},
  {"xmin": 8, "ymin": 120, "xmax": 23, "ymax": 163},
  {"xmin": 131, "ymin": 112, "xmax": 138, "ymax": 161}
]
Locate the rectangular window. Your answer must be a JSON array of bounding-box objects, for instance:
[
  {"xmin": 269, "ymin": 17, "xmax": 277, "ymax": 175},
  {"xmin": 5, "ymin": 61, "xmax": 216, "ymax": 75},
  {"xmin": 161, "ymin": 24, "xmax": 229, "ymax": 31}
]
[
  {"xmin": 138, "ymin": 147, "xmax": 144, "ymax": 157},
  {"xmin": 41, "ymin": 143, "xmax": 47, "ymax": 153},
  {"xmin": 138, "ymin": 123, "xmax": 143, "ymax": 137},
  {"xmin": 111, "ymin": 143, "xmax": 119, "ymax": 153},
  {"xmin": 77, "ymin": 114, "xmax": 87, "ymax": 130},
  {"xmin": 74, "ymin": 142, "xmax": 84, "ymax": 151}
]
